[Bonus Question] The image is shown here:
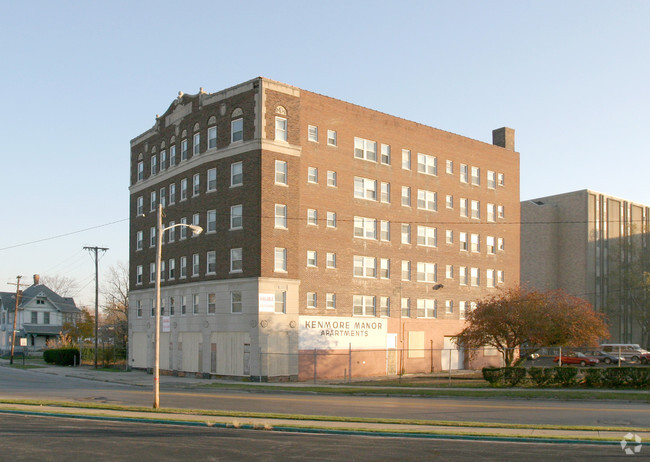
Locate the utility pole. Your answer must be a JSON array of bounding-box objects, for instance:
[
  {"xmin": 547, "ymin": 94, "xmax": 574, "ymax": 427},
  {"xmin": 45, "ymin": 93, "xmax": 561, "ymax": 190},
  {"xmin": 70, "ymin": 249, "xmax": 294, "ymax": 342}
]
[
  {"xmin": 8, "ymin": 276, "xmax": 28, "ymax": 365},
  {"xmin": 84, "ymin": 246, "xmax": 109, "ymax": 369}
]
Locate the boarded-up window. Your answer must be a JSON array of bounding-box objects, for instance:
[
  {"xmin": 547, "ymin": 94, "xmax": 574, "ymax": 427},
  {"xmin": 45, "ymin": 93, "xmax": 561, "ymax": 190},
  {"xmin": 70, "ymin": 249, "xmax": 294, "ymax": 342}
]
[{"xmin": 408, "ymin": 331, "xmax": 425, "ymax": 358}]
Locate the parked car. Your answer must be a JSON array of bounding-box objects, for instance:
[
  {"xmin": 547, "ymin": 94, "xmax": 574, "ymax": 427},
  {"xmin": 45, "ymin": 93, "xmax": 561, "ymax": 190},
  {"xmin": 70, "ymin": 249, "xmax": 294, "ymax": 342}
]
[
  {"xmin": 640, "ymin": 353, "xmax": 650, "ymax": 365},
  {"xmin": 600, "ymin": 344, "xmax": 648, "ymax": 362},
  {"xmin": 583, "ymin": 350, "xmax": 626, "ymax": 365},
  {"xmin": 553, "ymin": 352, "xmax": 599, "ymax": 367}
]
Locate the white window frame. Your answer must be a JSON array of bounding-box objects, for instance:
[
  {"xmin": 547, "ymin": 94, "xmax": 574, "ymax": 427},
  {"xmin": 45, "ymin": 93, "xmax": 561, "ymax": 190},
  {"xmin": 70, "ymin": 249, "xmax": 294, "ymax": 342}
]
[
  {"xmin": 193, "ymin": 132, "xmax": 200, "ymax": 155},
  {"xmin": 353, "ymin": 256, "xmax": 377, "ymax": 278},
  {"xmin": 275, "ymin": 204, "xmax": 287, "ymax": 229},
  {"xmin": 380, "ymin": 144, "xmax": 391, "ymax": 165},
  {"xmin": 230, "ymin": 204, "xmax": 243, "ymax": 230},
  {"xmin": 417, "ymin": 189, "xmax": 437, "ymax": 212},
  {"xmin": 230, "ymin": 248, "xmax": 243, "ymax": 273},
  {"xmin": 275, "ymin": 160, "xmax": 288, "ymax": 185},
  {"xmin": 207, "ymin": 168, "xmax": 217, "ymax": 192},
  {"xmin": 354, "ymin": 176, "xmax": 377, "ymax": 201},
  {"xmin": 353, "ymin": 216, "xmax": 377, "ymax": 240},
  {"xmin": 231, "ymin": 118, "xmax": 243, "ymax": 143},
  {"xmin": 308, "ymin": 166, "xmax": 318, "ymax": 184},
  {"xmin": 308, "ymin": 125, "xmax": 318, "ymax": 142},
  {"xmin": 327, "ymin": 170, "xmax": 337, "ymax": 187},
  {"xmin": 275, "ymin": 117, "xmax": 287, "ymax": 142},
  {"xmin": 354, "ymin": 137, "xmax": 377, "ymax": 162},
  {"xmin": 417, "ymin": 153, "xmax": 437, "ymax": 176},
  {"xmin": 274, "ymin": 247, "xmax": 287, "ymax": 272},
  {"xmin": 231, "ymin": 162, "xmax": 243, "ymax": 187},
  {"xmin": 208, "ymin": 126, "xmax": 217, "ymax": 150},
  {"xmin": 327, "ymin": 129, "xmax": 337, "ymax": 146}
]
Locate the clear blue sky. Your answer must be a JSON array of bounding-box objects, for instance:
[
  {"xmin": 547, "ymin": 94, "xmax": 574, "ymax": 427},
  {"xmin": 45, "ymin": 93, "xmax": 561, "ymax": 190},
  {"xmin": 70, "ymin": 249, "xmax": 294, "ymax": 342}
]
[{"xmin": 1, "ymin": 1, "xmax": 648, "ymax": 306}]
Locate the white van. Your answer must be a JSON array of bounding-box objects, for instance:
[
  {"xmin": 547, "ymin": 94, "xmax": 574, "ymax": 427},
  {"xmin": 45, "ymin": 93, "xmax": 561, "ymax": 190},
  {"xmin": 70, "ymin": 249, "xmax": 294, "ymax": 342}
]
[{"xmin": 600, "ymin": 344, "xmax": 648, "ymax": 362}]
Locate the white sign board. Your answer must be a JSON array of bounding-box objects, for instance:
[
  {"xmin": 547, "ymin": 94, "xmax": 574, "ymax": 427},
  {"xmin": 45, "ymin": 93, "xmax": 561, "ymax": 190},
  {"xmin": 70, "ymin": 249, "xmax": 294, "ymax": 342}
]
[
  {"xmin": 299, "ymin": 316, "xmax": 387, "ymax": 350},
  {"xmin": 162, "ymin": 316, "xmax": 171, "ymax": 333},
  {"xmin": 19, "ymin": 338, "xmax": 27, "ymax": 347},
  {"xmin": 258, "ymin": 293, "xmax": 275, "ymax": 312}
]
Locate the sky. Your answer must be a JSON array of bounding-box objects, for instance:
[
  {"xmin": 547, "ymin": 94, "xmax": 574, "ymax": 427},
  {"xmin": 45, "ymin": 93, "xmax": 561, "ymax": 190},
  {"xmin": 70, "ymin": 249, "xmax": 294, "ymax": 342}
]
[{"xmin": 0, "ymin": 1, "xmax": 648, "ymax": 307}]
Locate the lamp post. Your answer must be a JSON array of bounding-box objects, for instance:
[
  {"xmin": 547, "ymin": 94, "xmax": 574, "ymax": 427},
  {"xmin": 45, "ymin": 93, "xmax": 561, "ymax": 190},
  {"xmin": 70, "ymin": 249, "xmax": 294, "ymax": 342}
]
[{"xmin": 153, "ymin": 203, "xmax": 202, "ymax": 409}]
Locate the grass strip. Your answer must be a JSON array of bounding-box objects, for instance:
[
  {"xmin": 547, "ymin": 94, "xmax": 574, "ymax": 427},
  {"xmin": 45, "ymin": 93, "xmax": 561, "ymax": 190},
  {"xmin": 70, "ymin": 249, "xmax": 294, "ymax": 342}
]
[{"xmin": 0, "ymin": 399, "xmax": 647, "ymax": 434}]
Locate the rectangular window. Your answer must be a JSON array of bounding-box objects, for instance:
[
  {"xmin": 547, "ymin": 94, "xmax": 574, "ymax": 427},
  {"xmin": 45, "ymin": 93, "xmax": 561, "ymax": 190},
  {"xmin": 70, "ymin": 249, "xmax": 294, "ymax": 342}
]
[
  {"xmin": 275, "ymin": 160, "xmax": 288, "ymax": 185},
  {"xmin": 446, "ymin": 195, "xmax": 453, "ymax": 209},
  {"xmin": 160, "ymin": 187, "xmax": 166, "ymax": 208},
  {"xmin": 446, "ymin": 229, "xmax": 453, "ymax": 244},
  {"xmin": 192, "ymin": 294, "xmax": 200, "ymax": 315},
  {"xmin": 327, "ymin": 170, "xmax": 337, "ymax": 187},
  {"xmin": 471, "ymin": 166, "xmax": 480, "ymax": 185},
  {"xmin": 137, "ymin": 161, "xmax": 144, "ymax": 181},
  {"xmin": 446, "ymin": 264, "xmax": 454, "ymax": 279},
  {"xmin": 230, "ymin": 204, "xmax": 243, "ymax": 230},
  {"xmin": 231, "ymin": 291, "xmax": 242, "ymax": 313},
  {"xmin": 471, "ymin": 200, "xmax": 480, "ymax": 219},
  {"xmin": 327, "ymin": 211, "xmax": 337, "ymax": 228},
  {"xmin": 353, "ymin": 295, "xmax": 375, "ymax": 316},
  {"xmin": 401, "ymin": 298, "xmax": 410, "ymax": 318},
  {"xmin": 380, "ymin": 296, "xmax": 390, "ymax": 317},
  {"xmin": 470, "ymin": 267, "xmax": 480, "ymax": 286},
  {"xmin": 31, "ymin": 311, "xmax": 38, "ymax": 324},
  {"xmin": 307, "ymin": 208, "xmax": 318, "ymax": 226},
  {"xmin": 460, "ymin": 164, "xmax": 468, "ymax": 183},
  {"xmin": 459, "ymin": 301, "xmax": 467, "ymax": 320},
  {"xmin": 307, "ymin": 250, "xmax": 317, "ymax": 267},
  {"xmin": 231, "ymin": 162, "xmax": 243, "ymax": 186},
  {"xmin": 354, "ymin": 176, "xmax": 377, "ymax": 201},
  {"xmin": 192, "ymin": 254, "xmax": 200, "ymax": 277},
  {"xmin": 379, "ymin": 258, "xmax": 390, "ymax": 279},
  {"xmin": 150, "ymin": 263, "xmax": 156, "ymax": 283},
  {"xmin": 150, "ymin": 227, "xmax": 156, "ymax": 247},
  {"xmin": 136, "ymin": 300, "xmax": 143, "ymax": 317},
  {"xmin": 136, "ymin": 266, "xmax": 143, "ymax": 285},
  {"xmin": 231, "ymin": 118, "xmax": 243, "ymax": 143},
  {"xmin": 180, "ymin": 295, "xmax": 187, "ymax": 315},
  {"xmin": 160, "ymin": 150, "xmax": 167, "ymax": 171},
  {"xmin": 417, "ymin": 299, "xmax": 436, "ymax": 318},
  {"xmin": 275, "ymin": 117, "xmax": 287, "ymax": 142},
  {"xmin": 180, "ymin": 217, "xmax": 187, "ymax": 240},
  {"xmin": 150, "ymin": 191, "xmax": 157, "ymax": 212},
  {"xmin": 168, "ymin": 221, "xmax": 175, "ymax": 242},
  {"xmin": 497, "ymin": 173, "xmax": 505, "ymax": 186},
  {"xmin": 275, "ymin": 247, "xmax": 287, "ymax": 272},
  {"xmin": 380, "ymin": 220, "xmax": 390, "ymax": 241},
  {"xmin": 487, "ymin": 203, "xmax": 496, "ymax": 222},
  {"xmin": 487, "ymin": 269, "xmax": 495, "ymax": 288},
  {"xmin": 497, "ymin": 270, "xmax": 505, "ymax": 284},
  {"xmin": 307, "ymin": 292, "xmax": 317, "ymax": 308},
  {"xmin": 497, "ymin": 205, "xmax": 505, "ymax": 219},
  {"xmin": 353, "ymin": 216, "xmax": 377, "ymax": 240},
  {"xmin": 181, "ymin": 139, "xmax": 188, "ymax": 160},
  {"xmin": 326, "ymin": 293, "xmax": 336, "ymax": 310},
  {"xmin": 487, "ymin": 170, "xmax": 496, "ymax": 189},
  {"xmin": 460, "ymin": 198, "xmax": 468, "ymax": 217},
  {"xmin": 401, "ymin": 260, "xmax": 411, "ymax": 281},
  {"xmin": 230, "ymin": 248, "xmax": 243, "ymax": 272},
  {"xmin": 206, "ymin": 210, "xmax": 216, "ymax": 233},
  {"xmin": 308, "ymin": 166, "xmax": 318, "ymax": 183},
  {"xmin": 136, "ymin": 231, "xmax": 143, "ymax": 251},
  {"xmin": 446, "ymin": 160, "xmax": 453, "ymax": 174},
  {"xmin": 471, "ymin": 233, "xmax": 480, "ymax": 252},
  {"xmin": 354, "ymin": 137, "xmax": 377, "ymax": 162},
  {"xmin": 151, "ymin": 155, "xmax": 158, "ymax": 176},
  {"xmin": 208, "ymin": 126, "xmax": 217, "ymax": 149},
  {"xmin": 193, "ymin": 132, "xmax": 200, "ymax": 155},
  {"xmin": 401, "ymin": 186, "xmax": 411, "ymax": 207},
  {"xmin": 353, "ymin": 256, "xmax": 377, "ymax": 278},
  {"xmin": 207, "ymin": 168, "xmax": 217, "ymax": 192},
  {"xmin": 275, "ymin": 204, "xmax": 287, "ymax": 228},
  {"xmin": 327, "ymin": 129, "xmax": 337, "ymax": 146},
  {"xmin": 401, "ymin": 224, "xmax": 411, "ymax": 244},
  {"xmin": 487, "ymin": 236, "xmax": 495, "ymax": 254},
  {"xmin": 460, "ymin": 232, "xmax": 468, "ymax": 251},
  {"xmin": 180, "ymin": 256, "xmax": 187, "ymax": 278},
  {"xmin": 416, "ymin": 262, "xmax": 437, "ymax": 283},
  {"xmin": 192, "ymin": 174, "xmax": 200, "ymax": 196},
  {"xmin": 381, "ymin": 144, "xmax": 391, "ymax": 165},
  {"xmin": 326, "ymin": 252, "xmax": 336, "ymax": 268},
  {"xmin": 402, "ymin": 149, "xmax": 411, "ymax": 170},
  {"xmin": 417, "ymin": 226, "xmax": 437, "ymax": 247},
  {"xmin": 445, "ymin": 300, "xmax": 453, "ymax": 314},
  {"xmin": 275, "ymin": 291, "xmax": 286, "ymax": 313},
  {"xmin": 207, "ymin": 251, "xmax": 216, "ymax": 274},
  {"xmin": 417, "ymin": 153, "xmax": 437, "ymax": 175},
  {"xmin": 417, "ymin": 189, "xmax": 437, "ymax": 211},
  {"xmin": 308, "ymin": 125, "xmax": 318, "ymax": 142},
  {"xmin": 168, "ymin": 259, "xmax": 175, "ymax": 280},
  {"xmin": 180, "ymin": 178, "xmax": 188, "ymax": 201},
  {"xmin": 380, "ymin": 182, "xmax": 390, "ymax": 203},
  {"xmin": 136, "ymin": 196, "xmax": 143, "ymax": 216},
  {"xmin": 498, "ymin": 237, "xmax": 504, "ymax": 251},
  {"xmin": 169, "ymin": 145, "xmax": 176, "ymax": 166},
  {"xmin": 169, "ymin": 183, "xmax": 176, "ymax": 205}
]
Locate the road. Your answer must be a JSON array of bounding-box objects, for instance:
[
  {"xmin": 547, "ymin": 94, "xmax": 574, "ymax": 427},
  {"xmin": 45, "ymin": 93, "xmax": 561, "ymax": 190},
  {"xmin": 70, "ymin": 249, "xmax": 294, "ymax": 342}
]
[
  {"xmin": 0, "ymin": 413, "xmax": 634, "ymax": 462},
  {"xmin": 1, "ymin": 367, "xmax": 648, "ymax": 428}
]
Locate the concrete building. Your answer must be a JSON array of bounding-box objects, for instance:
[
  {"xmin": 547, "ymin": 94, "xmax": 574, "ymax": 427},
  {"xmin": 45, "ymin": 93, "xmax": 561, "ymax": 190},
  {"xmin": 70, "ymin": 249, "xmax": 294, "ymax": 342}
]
[
  {"xmin": 128, "ymin": 77, "xmax": 520, "ymax": 380},
  {"xmin": 0, "ymin": 275, "xmax": 80, "ymax": 353},
  {"xmin": 521, "ymin": 190, "xmax": 650, "ymax": 347}
]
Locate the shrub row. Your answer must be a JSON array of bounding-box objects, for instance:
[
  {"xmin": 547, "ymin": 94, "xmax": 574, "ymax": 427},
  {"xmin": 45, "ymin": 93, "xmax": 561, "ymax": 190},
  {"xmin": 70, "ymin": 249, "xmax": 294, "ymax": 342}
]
[
  {"xmin": 482, "ymin": 366, "xmax": 650, "ymax": 389},
  {"xmin": 43, "ymin": 347, "xmax": 80, "ymax": 366}
]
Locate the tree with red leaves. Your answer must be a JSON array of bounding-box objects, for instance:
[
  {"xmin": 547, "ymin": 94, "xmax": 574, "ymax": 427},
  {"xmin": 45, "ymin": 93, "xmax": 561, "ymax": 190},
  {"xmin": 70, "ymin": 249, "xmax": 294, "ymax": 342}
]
[{"xmin": 456, "ymin": 287, "xmax": 610, "ymax": 366}]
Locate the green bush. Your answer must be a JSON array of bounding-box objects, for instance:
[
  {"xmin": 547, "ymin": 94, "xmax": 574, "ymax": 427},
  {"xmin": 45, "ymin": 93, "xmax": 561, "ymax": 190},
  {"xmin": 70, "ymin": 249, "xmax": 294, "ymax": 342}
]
[
  {"xmin": 43, "ymin": 347, "xmax": 80, "ymax": 366},
  {"xmin": 528, "ymin": 367, "xmax": 555, "ymax": 386},
  {"xmin": 601, "ymin": 367, "xmax": 650, "ymax": 388},
  {"xmin": 482, "ymin": 367, "xmax": 505, "ymax": 386},
  {"xmin": 553, "ymin": 366, "xmax": 578, "ymax": 386},
  {"xmin": 503, "ymin": 367, "xmax": 527, "ymax": 386},
  {"xmin": 584, "ymin": 368, "xmax": 605, "ymax": 387}
]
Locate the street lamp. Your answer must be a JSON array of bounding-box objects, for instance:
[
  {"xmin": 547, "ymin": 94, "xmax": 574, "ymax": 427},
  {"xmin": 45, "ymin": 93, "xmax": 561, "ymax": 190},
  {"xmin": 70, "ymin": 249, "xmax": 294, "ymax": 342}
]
[{"xmin": 153, "ymin": 203, "xmax": 202, "ymax": 409}]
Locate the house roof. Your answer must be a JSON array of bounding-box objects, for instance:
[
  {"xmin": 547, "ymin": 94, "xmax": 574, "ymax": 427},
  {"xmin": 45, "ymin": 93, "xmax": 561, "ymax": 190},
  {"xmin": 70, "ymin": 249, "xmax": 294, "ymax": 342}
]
[
  {"xmin": 22, "ymin": 324, "xmax": 64, "ymax": 335},
  {"xmin": 0, "ymin": 284, "xmax": 80, "ymax": 314}
]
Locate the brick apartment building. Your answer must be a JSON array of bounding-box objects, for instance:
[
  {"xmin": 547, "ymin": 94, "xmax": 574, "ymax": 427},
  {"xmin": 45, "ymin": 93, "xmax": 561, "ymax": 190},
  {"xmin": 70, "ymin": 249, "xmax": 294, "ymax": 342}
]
[
  {"xmin": 521, "ymin": 190, "xmax": 650, "ymax": 348},
  {"xmin": 128, "ymin": 77, "xmax": 520, "ymax": 380}
]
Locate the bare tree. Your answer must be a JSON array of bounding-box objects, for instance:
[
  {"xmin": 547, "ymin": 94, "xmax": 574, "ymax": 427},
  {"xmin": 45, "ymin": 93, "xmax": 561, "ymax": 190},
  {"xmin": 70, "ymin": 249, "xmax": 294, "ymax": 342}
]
[
  {"xmin": 101, "ymin": 262, "xmax": 129, "ymax": 352},
  {"xmin": 41, "ymin": 275, "xmax": 79, "ymax": 297}
]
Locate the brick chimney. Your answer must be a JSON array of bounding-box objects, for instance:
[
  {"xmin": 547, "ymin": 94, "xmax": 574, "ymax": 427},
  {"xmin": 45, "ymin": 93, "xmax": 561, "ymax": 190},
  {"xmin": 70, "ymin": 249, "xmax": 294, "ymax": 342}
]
[
  {"xmin": 33, "ymin": 274, "xmax": 40, "ymax": 285},
  {"xmin": 492, "ymin": 127, "xmax": 515, "ymax": 151}
]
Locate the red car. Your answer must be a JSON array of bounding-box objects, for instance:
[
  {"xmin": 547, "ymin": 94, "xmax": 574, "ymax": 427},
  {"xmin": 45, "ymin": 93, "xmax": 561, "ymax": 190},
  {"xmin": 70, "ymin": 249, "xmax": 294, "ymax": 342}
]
[{"xmin": 553, "ymin": 352, "xmax": 599, "ymax": 367}]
